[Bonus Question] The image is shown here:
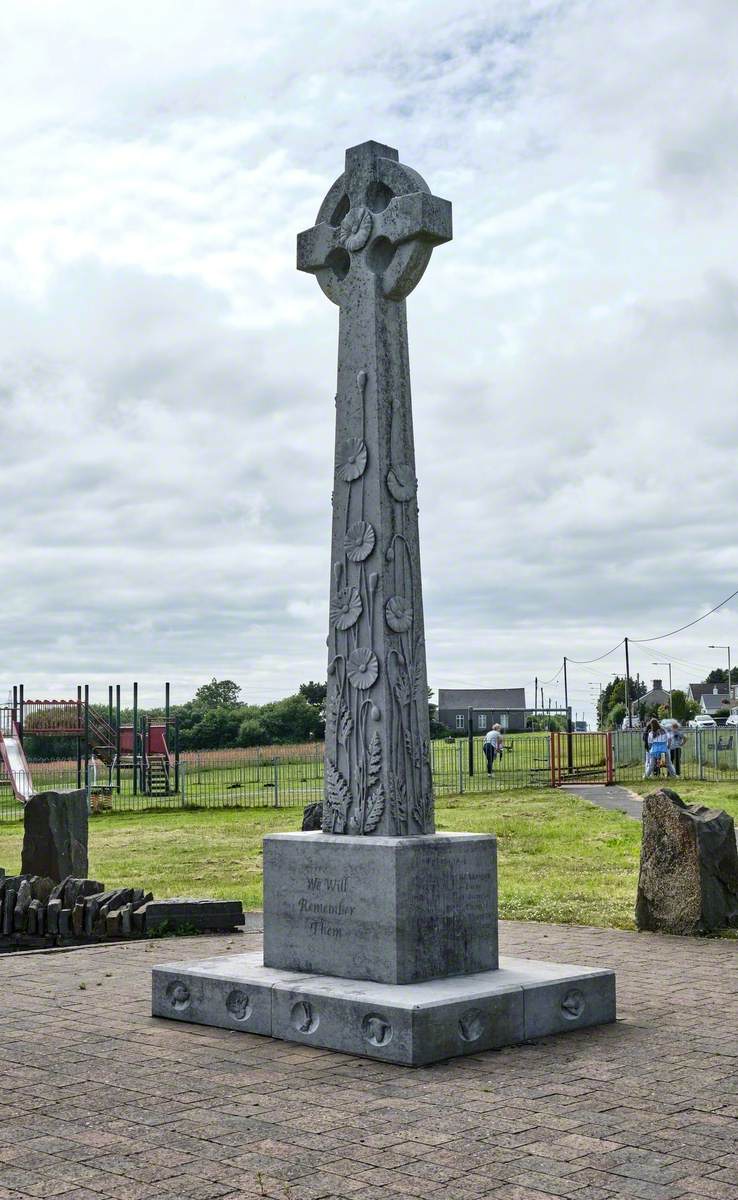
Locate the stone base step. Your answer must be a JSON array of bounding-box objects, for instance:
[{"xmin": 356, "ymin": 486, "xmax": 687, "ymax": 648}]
[{"xmin": 151, "ymin": 951, "xmax": 616, "ymax": 1066}]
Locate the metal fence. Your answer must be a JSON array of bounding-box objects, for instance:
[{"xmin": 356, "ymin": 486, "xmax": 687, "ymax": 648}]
[
  {"xmin": 0, "ymin": 735, "xmax": 556, "ymax": 821},
  {"xmin": 612, "ymin": 728, "xmax": 738, "ymax": 783},
  {"xmin": 2, "ymin": 728, "xmax": 735, "ymax": 822}
]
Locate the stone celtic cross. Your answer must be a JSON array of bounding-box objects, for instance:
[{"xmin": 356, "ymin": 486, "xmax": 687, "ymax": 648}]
[{"xmin": 298, "ymin": 140, "xmax": 452, "ymax": 836}]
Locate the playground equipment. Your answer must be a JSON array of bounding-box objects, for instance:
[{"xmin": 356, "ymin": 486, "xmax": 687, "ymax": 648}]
[
  {"xmin": 0, "ymin": 705, "xmax": 33, "ymax": 801},
  {"xmin": 0, "ymin": 683, "xmax": 180, "ymax": 801}
]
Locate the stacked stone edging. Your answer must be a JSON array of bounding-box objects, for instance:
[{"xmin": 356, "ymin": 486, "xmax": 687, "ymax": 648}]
[{"xmin": 0, "ymin": 874, "xmax": 244, "ymax": 950}]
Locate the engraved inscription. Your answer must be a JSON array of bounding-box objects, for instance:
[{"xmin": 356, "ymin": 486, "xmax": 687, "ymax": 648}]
[{"xmin": 298, "ymin": 874, "xmax": 355, "ymax": 940}]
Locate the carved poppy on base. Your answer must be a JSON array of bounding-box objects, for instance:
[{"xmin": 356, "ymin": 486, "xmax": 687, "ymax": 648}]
[
  {"xmin": 336, "ymin": 438, "xmax": 367, "ymax": 482},
  {"xmin": 385, "ymin": 595, "xmax": 412, "ymax": 632},
  {"xmin": 345, "ymin": 520, "xmax": 375, "ymax": 561},
  {"xmin": 330, "ymin": 586, "xmax": 362, "ymax": 630},
  {"xmin": 347, "ymin": 648, "xmax": 379, "ymax": 690}
]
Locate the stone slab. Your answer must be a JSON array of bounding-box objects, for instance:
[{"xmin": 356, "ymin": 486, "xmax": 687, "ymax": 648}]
[
  {"xmin": 263, "ymin": 832, "xmax": 498, "ymax": 984},
  {"xmin": 144, "ymin": 898, "xmax": 245, "ymax": 933},
  {"xmin": 152, "ymin": 951, "xmax": 615, "ymax": 1067},
  {"xmin": 21, "ymin": 790, "xmax": 88, "ymax": 882}
]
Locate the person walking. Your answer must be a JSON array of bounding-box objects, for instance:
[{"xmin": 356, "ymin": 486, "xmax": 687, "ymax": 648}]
[
  {"xmin": 669, "ymin": 722, "xmax": 686, "ymax": 776},
  {"xmin": 483, "ymin": 723, "xmax": 504, "ymax": 774},
  {"xmin": 643, "ymin": 716, "xmax": 676, "ymax": 778}
]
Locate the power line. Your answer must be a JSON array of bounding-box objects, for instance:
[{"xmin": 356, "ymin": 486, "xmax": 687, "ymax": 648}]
[
  {"xmin": 566, "ymin": 639, "xmax": 625, "ymax": 665},
  {"xmin": 539, "ymin": 662, "xmax": 564, "ymax": 686},
  {"xmin": 630, "ymin": 586, "xmax": 738, "ymax": 644}
]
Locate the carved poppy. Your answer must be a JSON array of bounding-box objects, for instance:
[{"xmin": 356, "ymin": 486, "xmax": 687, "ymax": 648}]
[
  {"xmin": 345, "ymin": 520, "xmax": 375, "ymax": 562},
  {"xmin": 336, "ymin": 438, "xmax": 367, "ymax": 482},
  {"xmin": 339, "ymin": 205, "xmax": 373, "ymax": 252},
  {"xmin": 387, "ymin": 464, "xmax": 417, "ymax": 502},
  {"xmin": 330, "ymin": 586, "xmax": 362, "ymax": 630},
  {"xmin": 347, "ymin": 648, "xmax": 379, "ymax": 690},
  {"xmin": 385, "ymin": 595, "xmax": 412, "ymax": 633}
]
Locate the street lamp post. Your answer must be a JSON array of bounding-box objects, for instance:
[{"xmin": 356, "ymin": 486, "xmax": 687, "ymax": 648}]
[
  {"xmin": 652, "ymin": 662, "xmax": 672, "ymax": 718},
  {"xmin": 708, "ymin": 644, "xmax": 732, "ymax": 709}
]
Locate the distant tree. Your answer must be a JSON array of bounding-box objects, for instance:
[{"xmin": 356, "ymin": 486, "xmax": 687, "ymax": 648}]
[
  {"xmin": 194, "ymin": 678, "xmax": 242, "ymax": 707},
  {"xmin": 299, "ymin": 680, "xmax": 327, "ymax": 708},
  {"xmin": 238, "ymin": 695, "xmax": 323, "ymax": 747},
  {"xmin": 597, "ymin": 676, "xmax": 645, "ymax": 728},
  {"xmin": 669, "ymin": 690, "xmax": 698, "ymax": 723},
  {"xmin": 606, "ymin": 702, "xmax": 627, "ymax": 729}
]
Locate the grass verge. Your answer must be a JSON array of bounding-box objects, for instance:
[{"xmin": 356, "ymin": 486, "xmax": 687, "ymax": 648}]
[{"xmin": 0, "ymin": 788, "xmax": 643, "ymax": 928}]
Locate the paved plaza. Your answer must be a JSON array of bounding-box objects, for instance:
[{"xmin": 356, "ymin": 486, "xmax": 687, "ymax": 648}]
[{"xmin": 0, "ymin": 920, "xmax": 736, "ymax": 1200}]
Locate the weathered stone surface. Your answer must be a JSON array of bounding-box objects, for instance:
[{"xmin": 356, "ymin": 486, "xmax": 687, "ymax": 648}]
[
  {"xmin": 3, "ymin": 888, "xmax": 16, "ymax": 935},
  {"xmin": 14, "ymin": 879, "xmax": 32, "ymax": 931},
  {"xmin": 47, "ymin": 898, "xmax": 61, "ymax": 934},
  {"xmin": 301, "ymin": 802, "xmax": 323, "ymax": 831},
  {"xmin": 298, "ymin": 141, "xmax": 452, "ymax": 836},
  {"xmin": 153, "ymin": 951, "xmax": 615, "ymax": 1066},
  {"xmin": 21, "ymin": 790, "xmax": 88, "ymax": 882},
  {"xmin": 58, "ymin": 908, "xmax": 71, "ymax": 937},
  {"xmin": 263, "ymin": 832, "xmax": 498, "ymax": 984},
  {"xmin": 636, "ymin": 788, "xmax": 738, "ymax": 934},
  {"xmin": 144, "ymin": 899, "xmax": 245, "ymax": 933}
]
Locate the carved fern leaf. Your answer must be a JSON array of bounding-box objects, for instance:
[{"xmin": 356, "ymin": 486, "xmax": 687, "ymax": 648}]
[
  {"xmin": 364, "ymin": 784, "xmax": 385, "ymax": 833},
  {"xmin": 337, "ymin": 699, "xmax": 353, "ymax": 745},
  {"xmin": 367, "ymin": 732, "xmax": 382, "ymax": 789},
  {"xmin": 412, "ymin": 651, "xmax": 425, "ymax": 699},
  {"xmin": 324, "ymin": 758, "xmax": 350, "ymax": 833}
]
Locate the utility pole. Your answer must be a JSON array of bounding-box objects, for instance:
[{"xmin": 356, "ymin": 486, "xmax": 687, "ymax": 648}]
[
  {"xmin": 563, "ymin": 657, "xmax": 572, "ymax": 771},
  {"xmin": 534, "ymin": 676, "xmax": 538, "ymax": 715},
  {"xmin": 624, "ymin": 637, "xmax": 631, "ymax": 729}
]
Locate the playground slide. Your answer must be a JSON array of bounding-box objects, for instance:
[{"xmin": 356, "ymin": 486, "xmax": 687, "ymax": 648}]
[{"xmin": 0, "ymin": 730, "xmax": 33, "ymax": 801}]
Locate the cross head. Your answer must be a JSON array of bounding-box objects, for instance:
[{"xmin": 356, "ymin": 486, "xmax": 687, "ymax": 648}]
[{"xmin": 297, "ymin": 140, "xmax": 452, "ymax": 305}]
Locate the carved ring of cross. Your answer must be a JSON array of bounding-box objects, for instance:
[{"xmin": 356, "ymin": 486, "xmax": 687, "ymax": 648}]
[{"xmin": 297, "ymin": 141, "xmax": 452, "ymax": 305}]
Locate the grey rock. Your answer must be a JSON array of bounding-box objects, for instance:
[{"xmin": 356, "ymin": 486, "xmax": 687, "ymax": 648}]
[
  {"xmin": 30, "ymin": 877, "xmax": 54, "ymax": 905},
  {"xmin": 301, "ymin": 802, "xmax": 323, "ymax": 831},
  {"xmin": 27, "ymin": 898, "xmax": 41, "ymax": 935},
  {"xmin": 636, "ymin": 788, "xmax": 738, "ymax": 934},
  {"xmin": 3, "ymin": 888, "xmax": 16, "ymax": 935},
  {"xmin": 119, "ymin": 902, "xmax": 132, "ymax": 936},
  {"xmin": 21, "ymin": 790, "xmax": 88, "ymax": 882},
  {"xmin": 72, "ymin": 901, "xmax": 85, "ymax": 937},
  {"xmin": 58, "ymin": 908, "xmax": 72, "ymax": 937},
  {"xmin": 47, "ymin": 898, "xmax": 61, "ymax": 934},
  {"xmin": 14, "ymin": 879, "xmax": 32, "ymax": 931},
  {"xmin": 263, "ymin": 832, "xmax": 498, "ymax": 984},
  {"xmin": 297, "ymin": 141, "xmax": 451, "ymax": 836}
]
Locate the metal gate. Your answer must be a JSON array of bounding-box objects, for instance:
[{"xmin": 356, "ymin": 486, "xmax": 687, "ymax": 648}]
[{"xmin": 550, "ymin": 730, "xmax": 613, "ymax": 786}]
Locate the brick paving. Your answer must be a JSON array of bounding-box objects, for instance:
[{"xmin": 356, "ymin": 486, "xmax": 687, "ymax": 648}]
[{"xmin": 0, "ymin": 920, "xmax": 736, "ymax": 1200}]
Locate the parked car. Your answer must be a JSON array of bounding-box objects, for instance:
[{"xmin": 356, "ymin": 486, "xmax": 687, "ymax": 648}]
[
  {"xmin": 726, "ymin": 711, "xmax": 738, "ymax": 728},
  {"xmin": 621, "ymin": 716, "xmax": 641, "ymax": 730},
  {"xmin": 688, "ymin": 714, "xmax": 717, "ymax": 729}
]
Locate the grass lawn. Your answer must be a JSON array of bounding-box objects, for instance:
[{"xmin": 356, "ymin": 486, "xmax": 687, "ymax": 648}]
[
  {"xmin": 628, "ymin": 776, "xmax": 738, "ymax": 820},
  {"xmin": 0, "ymin": 788, "xmax": 644, "ymax": 929}
]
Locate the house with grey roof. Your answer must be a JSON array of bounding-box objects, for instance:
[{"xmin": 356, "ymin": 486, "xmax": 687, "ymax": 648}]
[
  {"xmin": 437, "ymin": 688, "xmax": 527, "ymax": 734},
  {"xmin": 629, "ymin": 678, "xmax": 670, "ymax": 716},
  {"xmin": 700, "ymin": 689, "xmax": 730, "ymax": 716}
]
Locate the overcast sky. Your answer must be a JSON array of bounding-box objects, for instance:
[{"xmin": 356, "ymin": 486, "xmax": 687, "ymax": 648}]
[{"xmin": 2, "ymin": 0, "xmax": 737, "ymax": 721}]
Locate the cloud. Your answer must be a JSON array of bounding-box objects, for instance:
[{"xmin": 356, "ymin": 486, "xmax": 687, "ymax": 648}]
[{"xmin": 0, "ymin": 0, "xmax": 736, "ymax": 722}]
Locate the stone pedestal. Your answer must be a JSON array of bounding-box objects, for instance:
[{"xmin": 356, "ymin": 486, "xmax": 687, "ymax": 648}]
[
  {"xmin": 263, "ymin": 832, "xmax": 498, "ymax": 983},
  {"xmin": 153, "ymin": 833, "xmax": 616, "ymax": 1066}
]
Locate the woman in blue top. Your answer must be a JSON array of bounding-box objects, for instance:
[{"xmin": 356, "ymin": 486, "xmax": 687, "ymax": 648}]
[{"xmin": 643, "ymin": 717, "xmax": 677, "ymax": 778}]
